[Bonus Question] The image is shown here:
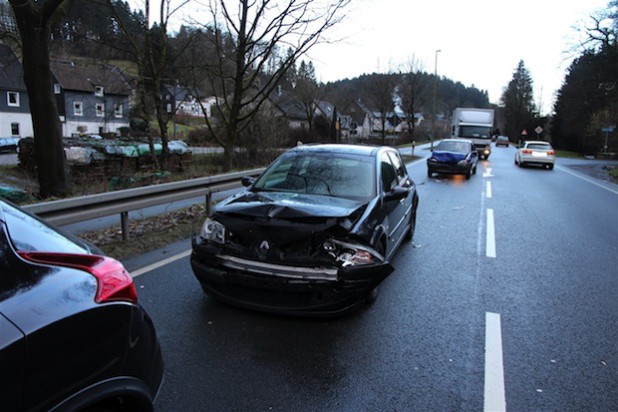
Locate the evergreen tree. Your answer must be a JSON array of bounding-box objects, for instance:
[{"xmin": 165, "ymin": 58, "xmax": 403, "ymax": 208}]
[
  {"xmin": 501, "ymin": 60, "xmax": 536, "ymax": 141},
  {"xmin": 551, "ymin": 1, "xmax": 618, "ymax": 153}
]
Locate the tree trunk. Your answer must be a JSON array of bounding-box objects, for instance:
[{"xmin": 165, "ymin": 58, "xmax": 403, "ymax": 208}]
[{"xmin": 14, "ymin": 6, "xmax": 71, "ymax": 198}]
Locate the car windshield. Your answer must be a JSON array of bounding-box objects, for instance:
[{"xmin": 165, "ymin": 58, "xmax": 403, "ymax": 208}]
[
  {"xmin": 253, "ymin": 151, "xmax": 376, "ymax": 198},
  {"xmin": 437, "ymin": 141, "xmax": 469, "ymax": 153},
  {"xmin": 459, "ymin": 126, "xmax": 491, "ymax": 139}
]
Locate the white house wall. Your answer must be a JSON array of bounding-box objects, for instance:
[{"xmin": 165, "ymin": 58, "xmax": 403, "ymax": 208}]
[
  {"xmin": 0, "ymin": 112, "xmax": 33, "ymax": 137},
  {"xmin": 62, "ymin": 119, "xmax": 129, "ymax": 136}
]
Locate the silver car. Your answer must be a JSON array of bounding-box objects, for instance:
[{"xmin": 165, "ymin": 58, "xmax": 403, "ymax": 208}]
[{"xmin": 515, "ymin": 141, "xmax": 555, "ymax": 170}]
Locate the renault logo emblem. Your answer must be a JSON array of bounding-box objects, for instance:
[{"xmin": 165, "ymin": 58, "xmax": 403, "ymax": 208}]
[{"xmin": 258, "ymin": 240, "xmax": 271, "ymax": 255}]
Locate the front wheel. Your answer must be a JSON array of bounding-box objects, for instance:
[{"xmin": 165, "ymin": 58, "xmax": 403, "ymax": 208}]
[
  {"xmin": 366, "ymin": 240, "xmax": 386, "ymax": 304},
  {"xmin": 404, "ymin": 210, "xmax": 416, "ymax": 242},
  {"xmin": 366, "ymin": 286, "xmax": 379, "ymax": 304}
]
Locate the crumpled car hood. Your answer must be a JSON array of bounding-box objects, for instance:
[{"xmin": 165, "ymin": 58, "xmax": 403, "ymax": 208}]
[
  {"xmin": 430, "ymin": 151, "xmax": 467, "ymax": 163},
  {"xmin": 216, "ymin": 190, "xmax": 367, "ymax": 219}
]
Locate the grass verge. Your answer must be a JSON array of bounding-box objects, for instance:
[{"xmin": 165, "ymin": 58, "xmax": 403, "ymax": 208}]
[{"xmin": 79, "ymin": 204, "xmax": 206, "ymax": 262}]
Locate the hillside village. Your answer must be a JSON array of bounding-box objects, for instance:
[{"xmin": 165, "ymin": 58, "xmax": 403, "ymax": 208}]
[{"xmin": 1, "ymin": 43, "xmax": 450, "ymax": 147}]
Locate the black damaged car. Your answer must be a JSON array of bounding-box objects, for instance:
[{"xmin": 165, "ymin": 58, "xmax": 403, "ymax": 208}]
[{"xmin": 191, "ymin": 144, "xmax": 419, "ymax": 316}]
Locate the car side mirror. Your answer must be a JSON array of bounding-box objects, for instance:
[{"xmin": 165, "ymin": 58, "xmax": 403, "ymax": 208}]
[
  {"xmin": 384, "ymin": 186, "xmax": 408, "ymax": 201},
  {"xmin": 241, "ymin": 176, "xmax": 255, "ymax": 187}
]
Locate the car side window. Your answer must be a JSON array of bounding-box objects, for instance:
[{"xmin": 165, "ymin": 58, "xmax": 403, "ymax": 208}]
[
  {"xmin": 387, "ymin": 151, "xmax": 408, "ymax": 183},
  {"xmin": 380, "ymin": 153, "xmax": 398, "ymax": 192}
]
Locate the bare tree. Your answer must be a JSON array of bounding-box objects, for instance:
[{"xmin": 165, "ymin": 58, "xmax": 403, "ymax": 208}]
[
  {"xmin": 398, "ymin": 56, "xmax": 427, "ymax": 140},
  {"xmin": 293, "ymin": 60, "xmax": 320, "ymax": 130},
  {"xmin": 109, "ymin": 0, "xmax": 189, "ymax": 169},
  {"xmin": 8, "ymin": 0, "xmax": 72, "ymax": 198},
  {"xmin": 367, "ymin": 72, "xmax": 397, "ymax": 145},
  {"xmin": 186, "ymin": 0, "xmax": 351, "ymax": 167}
]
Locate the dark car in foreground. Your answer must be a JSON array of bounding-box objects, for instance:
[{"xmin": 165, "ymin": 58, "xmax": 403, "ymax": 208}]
[
  {"xmin": 0, "ymin": 199, "xmax": 163, "ymax": 411},
  {"xmin": 427, "ymin": 138, "xmax": 478, "ymax": 179},
  {"xmin": 191, "ymin": 144, "xmax": 419, "ymax": 317}
]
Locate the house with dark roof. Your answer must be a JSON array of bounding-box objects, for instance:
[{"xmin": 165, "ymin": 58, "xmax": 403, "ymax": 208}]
[
  {"xmin": 0, "ymin": 44, "xmax": 33, "ymax": 138},
  {"xmin": 160, "ymin": 84, "xmax": 220, "ymax": 118},
  {"xmin": 51, "ymin": 61, "xmax": 132, "ymax": 136},
  {"xmin": 268, "ymin": 88, "xmax": 310, "ymax": 129},
  {"xmin": 346, "ymin": 99, "xmax": 423, "ymax": 139}
]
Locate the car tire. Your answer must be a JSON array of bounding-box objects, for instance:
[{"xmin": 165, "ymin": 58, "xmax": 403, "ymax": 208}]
[
  {"xmin": 466, "ymin": 169, "xmax": 471, "ymax": 180},
  {"xmin": 473, "ymin": 165, "xmax": 477, "ymax": 175},
  {"xmin": 366, "ymin": 286, "xmax": 379, "ymax": 304},
  {"xmin": 427, "ymin": 169, "xmax": 433, "ymax": 177},
  {"xmin": 548, "ymin": 164, "xmax": 554, "ymax": 170},
  {"xmin": 366, "ymin": 240, "xmax": 386, "ymax": 304},
  {"xmin": 404, "ymin": 210, "xmax": 416, "ymax": 242}
]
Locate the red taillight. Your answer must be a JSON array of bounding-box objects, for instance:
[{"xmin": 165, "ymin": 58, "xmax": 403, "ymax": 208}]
[
  {"xmin": 522, "ymin": 149, "xmax": 532, "ymax": 154},
  {"xmin": 17, "ymin": 252, "xmax": 138, "ymax": 304},
  {"xmin": 547, "ymin": 150, "xmax": 555, "ymax": 155}
]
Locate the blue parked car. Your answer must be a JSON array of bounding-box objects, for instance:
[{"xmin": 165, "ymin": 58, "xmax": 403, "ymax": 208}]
[{"xmin": 427, "ymin": 139, "xmax": 478, "ymax": 179}]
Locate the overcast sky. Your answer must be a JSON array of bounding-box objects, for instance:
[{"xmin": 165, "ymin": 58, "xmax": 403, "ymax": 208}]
[{"xmin": 304, "ymin": 0, "xmax": 610, "ymax": 115}]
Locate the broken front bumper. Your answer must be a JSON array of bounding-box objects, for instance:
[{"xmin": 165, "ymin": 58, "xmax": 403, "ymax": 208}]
[{"xmin": 190, "ymin": 242, "xmax": 394, "ymax": 317}]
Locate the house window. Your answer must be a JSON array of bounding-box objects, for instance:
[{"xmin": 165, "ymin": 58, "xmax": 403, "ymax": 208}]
[
  {"xmin": 54, "ymin": 84, "xmax": 61, "ymax": 94},
  {"xmin": 74, "ymin": 101, "xmax": 83, "ymax": 116},
  {"xmin": 11, "ymin": 123, "xmax": 19, "ymax": 136},
  {"xmin": 95, "ymin": 86, "xmax": 104, "ymax": 97},
  {"xmin": 114, "ymin": 103, "xmax": 123, "ymax": 118},
  {"xmin": 96, "ymin": 103, "xmax": 105, "ymax": 117},
  {"xmin": 7, "ymin": 91, "xmax": 19, "ymax": 107}
]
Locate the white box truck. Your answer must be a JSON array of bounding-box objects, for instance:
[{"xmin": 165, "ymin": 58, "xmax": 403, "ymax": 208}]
[{"xmin": 451, "ymin": 108, "xmax": 495, "ymax": 160}]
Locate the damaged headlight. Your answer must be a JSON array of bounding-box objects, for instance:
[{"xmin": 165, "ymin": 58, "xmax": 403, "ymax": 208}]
[
  {"xmin": 200, "ymin": 218, "xmax": 226, "ymax": 244},
  {"xmin": 323, "ymin": 239, "xmax": 384, "ymax": 267}
]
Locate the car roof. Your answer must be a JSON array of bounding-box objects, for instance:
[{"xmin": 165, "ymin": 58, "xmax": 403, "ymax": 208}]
[
  {"xmin": 440, "ymin": 138, "xmax": 473, "ymax": 144},
  {"xmin": 288, "ymin": 143, "xmax": 388, "ymax": 157}
]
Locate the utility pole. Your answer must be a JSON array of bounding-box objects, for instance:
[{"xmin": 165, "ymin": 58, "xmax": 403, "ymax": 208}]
[{"xmin": 431, "ymin": 49, "xmax": 441, "ymax": 150}]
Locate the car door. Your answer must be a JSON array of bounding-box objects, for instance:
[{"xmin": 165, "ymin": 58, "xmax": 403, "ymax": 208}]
[
  {"xmin": 379, "ymin": 151, "xmax": 412, "ymax": 257},
  {"xmin": 0, "ymin": 225, "xmax": 26, "ymax": 412}
]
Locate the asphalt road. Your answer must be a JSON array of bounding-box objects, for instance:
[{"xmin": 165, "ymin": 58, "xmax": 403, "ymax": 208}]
[{"xmin": 123, "ymin": 144, "xmax": 617, "ymax": 411}]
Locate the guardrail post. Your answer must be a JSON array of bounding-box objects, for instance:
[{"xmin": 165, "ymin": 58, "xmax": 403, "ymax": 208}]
[
  {"xmin": 205, "ymin": 191, "xmax": 212, "ymax": 216},
  {"xmin": 121, "ymin": 212, "xmax": 130, "ymax": 241}
]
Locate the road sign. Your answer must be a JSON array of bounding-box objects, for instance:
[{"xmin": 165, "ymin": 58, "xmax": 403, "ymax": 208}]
[
  {"xmin": 535, "ymin": 126, "xmax": 543, "ymax": 134},
  {"xmin": 521, "ymin": 129, "xmax": 528, "ymax": 136},
  {"xmin": 602, "ymin": 126, "xmax": 615, "ymax": 133}
]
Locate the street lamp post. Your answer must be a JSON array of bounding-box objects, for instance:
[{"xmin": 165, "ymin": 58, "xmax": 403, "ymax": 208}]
[{"xmin": 431, "ymin": 49, "xmax": 441, "ymax": 150}]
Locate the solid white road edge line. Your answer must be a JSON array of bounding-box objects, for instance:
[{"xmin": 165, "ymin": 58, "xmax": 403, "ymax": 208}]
[
  {"xmin": 555, "ymin": 165, "xmax": 618, "ymax": 195},
  {"xmin": 485, "ymin": 312, "xmax": 507, "ymax": 412},
  {"xmin": 486, "ymin": 181, "xmax": 493, "ymax": 199},
  {"xmin": 131, "ymin": 249, "xmax": 192, "ymax": 278},
  {"xmin": 486, "ymin": 208, "xmax": 496, "ymax": 258}
]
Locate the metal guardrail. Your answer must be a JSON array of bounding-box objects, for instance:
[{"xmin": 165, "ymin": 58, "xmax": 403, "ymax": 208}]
[{"xmin": 23, "ymin": 168, "xmax": 264, "ymax": 240}]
